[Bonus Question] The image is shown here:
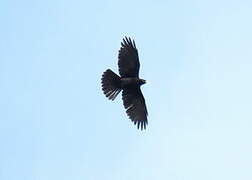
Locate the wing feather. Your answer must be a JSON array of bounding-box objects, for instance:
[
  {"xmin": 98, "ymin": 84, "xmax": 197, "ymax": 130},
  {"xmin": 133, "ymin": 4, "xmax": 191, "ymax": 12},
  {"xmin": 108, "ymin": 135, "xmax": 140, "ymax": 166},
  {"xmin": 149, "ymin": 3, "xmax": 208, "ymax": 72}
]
[
  {"xmin": 122, "ymin": 86, "xmax": 148, "ymax": 130},
  {"xmin": 118, "ymin": 37, "xmax": 140, "ymax": 78}
]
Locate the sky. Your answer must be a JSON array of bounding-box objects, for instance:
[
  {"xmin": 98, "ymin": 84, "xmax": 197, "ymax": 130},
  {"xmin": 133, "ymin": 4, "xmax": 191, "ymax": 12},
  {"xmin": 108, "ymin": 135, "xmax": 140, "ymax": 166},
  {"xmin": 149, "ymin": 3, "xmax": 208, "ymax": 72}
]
[{"xmin": 1, "ymin": 0, "xmax": 252, "ymax": 179}]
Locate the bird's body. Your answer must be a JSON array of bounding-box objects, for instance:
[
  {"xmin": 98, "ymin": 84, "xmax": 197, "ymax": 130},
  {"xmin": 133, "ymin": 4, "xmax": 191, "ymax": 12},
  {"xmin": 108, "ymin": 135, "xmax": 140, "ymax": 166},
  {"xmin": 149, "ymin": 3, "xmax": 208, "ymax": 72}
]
[
  {"xmin": 121, "ymin": 77, "xmax": 146, "ymax": 88},
  {"xmin": 101, "ymin": 37, "xmax": 148, "ymax": 130}
]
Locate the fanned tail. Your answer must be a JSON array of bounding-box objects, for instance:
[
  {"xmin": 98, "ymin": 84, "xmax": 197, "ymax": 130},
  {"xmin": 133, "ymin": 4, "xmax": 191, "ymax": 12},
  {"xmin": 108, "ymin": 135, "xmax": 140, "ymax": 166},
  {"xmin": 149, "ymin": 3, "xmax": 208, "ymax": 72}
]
[{"xmin": 101, "ymin": 69, "xmax": 121, "ymax": 100}]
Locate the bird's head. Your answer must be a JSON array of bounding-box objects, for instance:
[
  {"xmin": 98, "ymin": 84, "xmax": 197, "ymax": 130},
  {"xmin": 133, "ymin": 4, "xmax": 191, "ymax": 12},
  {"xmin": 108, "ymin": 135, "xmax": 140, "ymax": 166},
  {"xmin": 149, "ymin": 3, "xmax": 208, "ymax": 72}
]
[{"xmin": 139, "ymin": 79, "xmax": 146, "ymax": 85}]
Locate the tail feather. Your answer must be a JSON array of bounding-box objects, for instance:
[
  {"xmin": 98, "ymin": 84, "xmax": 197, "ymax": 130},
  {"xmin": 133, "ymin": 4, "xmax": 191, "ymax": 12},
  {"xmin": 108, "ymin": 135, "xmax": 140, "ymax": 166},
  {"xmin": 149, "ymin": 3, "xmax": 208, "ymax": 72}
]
[{"xmin": 101, "ymin": 69, "xmax": 121, "ymax": 100}]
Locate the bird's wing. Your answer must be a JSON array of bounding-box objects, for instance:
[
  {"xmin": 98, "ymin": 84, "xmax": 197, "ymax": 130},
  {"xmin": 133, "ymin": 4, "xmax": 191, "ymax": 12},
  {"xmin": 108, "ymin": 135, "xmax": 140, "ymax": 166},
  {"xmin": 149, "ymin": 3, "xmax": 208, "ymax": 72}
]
[
  {"xmin": 122, "ymin": 86, "xmax": 148, "ymax": 130},
  {"xmin": 118, "ymin": 37, "xmax": 140, "ymax": 78}
]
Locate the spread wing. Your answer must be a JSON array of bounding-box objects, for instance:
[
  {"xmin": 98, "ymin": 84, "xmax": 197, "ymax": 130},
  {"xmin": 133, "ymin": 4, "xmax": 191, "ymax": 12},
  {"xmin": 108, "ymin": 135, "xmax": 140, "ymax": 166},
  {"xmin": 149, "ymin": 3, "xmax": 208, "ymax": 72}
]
[
  {"xmin": 118, "ymin": 37, "xmax": 140, "ymax": 78},
  {"xmin": 122, "ymin": 86, "xmax": 148, "ymax": 130}
]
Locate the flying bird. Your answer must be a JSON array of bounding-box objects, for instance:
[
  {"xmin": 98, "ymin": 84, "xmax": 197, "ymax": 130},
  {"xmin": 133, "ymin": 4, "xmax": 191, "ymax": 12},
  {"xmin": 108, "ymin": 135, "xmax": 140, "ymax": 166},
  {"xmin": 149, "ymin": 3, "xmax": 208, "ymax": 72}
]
[{"xmin": 101, "ymin": 37, "xmax": 148, "ymax": 130}]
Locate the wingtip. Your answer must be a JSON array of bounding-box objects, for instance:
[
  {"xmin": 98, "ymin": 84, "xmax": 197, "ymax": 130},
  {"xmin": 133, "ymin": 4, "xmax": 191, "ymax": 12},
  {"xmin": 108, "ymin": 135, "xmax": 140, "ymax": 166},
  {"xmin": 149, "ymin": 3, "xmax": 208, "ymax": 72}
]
[
  {"xmin": 136, "ymin": 120, "xmax": 147, "ymax": 131},
  {"xmin": 122, "ymin": 36, "xmax": 135, "ymax": 47}
]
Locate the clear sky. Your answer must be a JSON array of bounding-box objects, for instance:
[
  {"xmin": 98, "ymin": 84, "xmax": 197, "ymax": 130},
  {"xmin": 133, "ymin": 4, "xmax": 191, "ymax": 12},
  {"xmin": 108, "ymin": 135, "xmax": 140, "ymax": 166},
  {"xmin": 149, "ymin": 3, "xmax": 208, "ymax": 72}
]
[{"xmin": 1, "ymin": 0, "xmax": 252, "ymax": 179}]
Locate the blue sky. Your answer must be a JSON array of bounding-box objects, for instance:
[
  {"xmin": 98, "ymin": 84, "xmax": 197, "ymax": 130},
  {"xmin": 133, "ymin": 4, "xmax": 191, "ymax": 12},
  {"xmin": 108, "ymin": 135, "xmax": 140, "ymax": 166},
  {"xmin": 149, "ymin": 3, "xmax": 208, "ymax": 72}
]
[{"xmin": 1, "ymin": 0, "xmax": 252, "ymax": 179}]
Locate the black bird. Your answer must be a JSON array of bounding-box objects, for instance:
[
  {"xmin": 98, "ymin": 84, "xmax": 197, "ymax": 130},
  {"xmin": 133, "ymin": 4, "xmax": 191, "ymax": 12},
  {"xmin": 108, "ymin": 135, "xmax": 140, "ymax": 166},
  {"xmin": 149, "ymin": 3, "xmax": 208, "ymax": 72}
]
[{"xmin": 101, "ymin": 37, "xmax": 148, "ymax": 130}]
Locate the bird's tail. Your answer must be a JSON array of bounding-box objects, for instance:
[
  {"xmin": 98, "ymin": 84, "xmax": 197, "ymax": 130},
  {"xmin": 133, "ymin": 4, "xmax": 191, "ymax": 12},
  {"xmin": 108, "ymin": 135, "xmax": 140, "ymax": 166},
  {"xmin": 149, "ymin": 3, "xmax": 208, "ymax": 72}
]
[{"xmin": 101, "ymin": 69, "xmax": 122, "ymax": 100}]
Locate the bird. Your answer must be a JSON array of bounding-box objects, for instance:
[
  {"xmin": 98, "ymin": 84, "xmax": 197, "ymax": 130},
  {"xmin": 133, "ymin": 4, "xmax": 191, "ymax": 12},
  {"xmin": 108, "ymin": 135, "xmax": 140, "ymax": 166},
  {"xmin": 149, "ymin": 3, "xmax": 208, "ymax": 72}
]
[{"xmin": 101, "ymin": 37, "xmax": 148, "ymax": 130}]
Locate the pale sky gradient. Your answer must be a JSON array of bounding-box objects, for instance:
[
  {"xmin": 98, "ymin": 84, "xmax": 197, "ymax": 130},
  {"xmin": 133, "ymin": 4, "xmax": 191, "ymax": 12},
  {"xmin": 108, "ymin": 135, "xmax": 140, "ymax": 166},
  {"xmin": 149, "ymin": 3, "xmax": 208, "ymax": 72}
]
[{"xmin": 1, "ymin": 0, "xmax": 252, "ymax": 180}]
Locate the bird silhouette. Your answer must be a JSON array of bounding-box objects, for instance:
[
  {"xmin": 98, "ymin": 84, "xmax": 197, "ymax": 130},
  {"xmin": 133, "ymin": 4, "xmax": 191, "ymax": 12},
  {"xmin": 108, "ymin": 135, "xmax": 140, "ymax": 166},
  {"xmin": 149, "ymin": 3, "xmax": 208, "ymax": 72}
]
[{"xmin": 101, "ymin": 37, "xmax": 148, "ymax": 130}]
